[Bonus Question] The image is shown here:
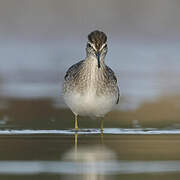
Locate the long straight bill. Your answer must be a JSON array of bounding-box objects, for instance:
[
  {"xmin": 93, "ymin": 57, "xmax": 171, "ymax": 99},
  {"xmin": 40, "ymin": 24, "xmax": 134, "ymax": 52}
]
[{"xmin": 96, "ymin": 52, "xmax": 101, "ymax": 68}]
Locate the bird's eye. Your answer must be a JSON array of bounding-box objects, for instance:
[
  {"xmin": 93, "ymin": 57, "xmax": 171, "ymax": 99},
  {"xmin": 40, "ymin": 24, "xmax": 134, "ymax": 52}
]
[
  {"xmin": 87, "ymin": 43, "xmax": 91, "ymax": 48},
  {"xmin": 104, "ymin": 44, "xmax": 107, "ymax": 48}
]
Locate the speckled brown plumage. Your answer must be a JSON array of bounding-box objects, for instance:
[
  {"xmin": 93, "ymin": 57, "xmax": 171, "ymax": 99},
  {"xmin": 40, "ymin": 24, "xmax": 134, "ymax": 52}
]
[
  {"xmin": 64, "ymin": 59, "xmax": 119, "ymax": 104},
  {"xmin": 88, "ymin": 30, "xmax": 107, "ymax": 50},
  {"xmin": 63, "ymin": 30, "xmax": 119, "ymax": 118}
]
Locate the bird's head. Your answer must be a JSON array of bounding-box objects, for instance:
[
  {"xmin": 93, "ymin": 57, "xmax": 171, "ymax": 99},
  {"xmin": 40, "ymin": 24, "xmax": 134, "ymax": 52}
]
[{"xmin": 86, "ymin": 30, "xmax": 108, "ymax": 68}]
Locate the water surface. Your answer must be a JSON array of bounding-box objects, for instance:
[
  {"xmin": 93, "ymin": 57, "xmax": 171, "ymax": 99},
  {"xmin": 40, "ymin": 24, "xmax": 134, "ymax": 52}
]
[{"xmin": 1, "ymin": 129, "xmax": 180, "ymax": 179}]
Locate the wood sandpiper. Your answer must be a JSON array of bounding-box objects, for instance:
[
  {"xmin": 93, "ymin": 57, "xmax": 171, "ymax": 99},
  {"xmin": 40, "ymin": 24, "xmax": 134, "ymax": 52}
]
[{"xmin": 63, "ymin": 30, "xmax": 120, "ymax": 132}]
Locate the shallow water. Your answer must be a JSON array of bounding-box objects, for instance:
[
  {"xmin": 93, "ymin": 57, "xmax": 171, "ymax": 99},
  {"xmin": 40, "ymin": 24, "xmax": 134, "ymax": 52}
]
[
  {"xmin": 2, "ymin": 128, "xmax": 180, "ymax": 135},
  {"xmin": 0, "ymin": 129, "xmax": 180, "ymax": 180}
]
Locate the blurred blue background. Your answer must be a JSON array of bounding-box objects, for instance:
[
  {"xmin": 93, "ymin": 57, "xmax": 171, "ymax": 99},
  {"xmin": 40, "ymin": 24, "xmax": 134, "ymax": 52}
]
[{"xmin": 0, "ymin": 0, "xmax": 180, "ymax": 127}]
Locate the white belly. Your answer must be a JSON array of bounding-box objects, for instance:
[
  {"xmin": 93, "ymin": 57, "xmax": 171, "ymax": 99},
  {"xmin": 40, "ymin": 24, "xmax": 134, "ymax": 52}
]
[{"xmin": 64, "ymin": 90, "xmax": 116, "ymax": 117}]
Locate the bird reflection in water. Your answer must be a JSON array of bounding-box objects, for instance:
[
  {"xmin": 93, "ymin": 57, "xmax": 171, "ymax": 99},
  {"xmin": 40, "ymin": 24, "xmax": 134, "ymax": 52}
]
[
  {"xmin": 74, "ymin": 130, "xmax": 104, "ymax": 156},
  {"xmin": 62, "ymin": 132, "xmax": 116, "ymax": 180},
  {"xmin": 74, "ymin": 132, "xmax": 78, "ymax": 157}
]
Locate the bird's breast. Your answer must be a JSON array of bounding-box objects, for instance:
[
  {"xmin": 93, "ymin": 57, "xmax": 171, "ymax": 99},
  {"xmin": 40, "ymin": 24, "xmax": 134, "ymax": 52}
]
[{"xmin": 64, "ymin": 89, "xmax": 116, "ymax": 117}]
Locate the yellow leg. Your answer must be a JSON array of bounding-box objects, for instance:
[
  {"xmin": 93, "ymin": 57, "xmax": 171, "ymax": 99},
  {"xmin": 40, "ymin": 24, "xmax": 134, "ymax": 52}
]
[
  {"xmin": 75, "ymin": 115, "xmax": 78, "ymax": 131},
  {"xmin": 100, "ymin": 119, "xmax": 103, "ymax": 132}
]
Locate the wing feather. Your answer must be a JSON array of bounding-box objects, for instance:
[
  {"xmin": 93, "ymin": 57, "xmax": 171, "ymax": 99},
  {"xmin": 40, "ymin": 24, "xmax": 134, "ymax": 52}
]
[
  {"xmin": 64, "ymin": 60, "xmax": 84, "ymax": 81},
  {"xmin": 106, "ymin": 66, "xmax": 120, "ymax": 104}
]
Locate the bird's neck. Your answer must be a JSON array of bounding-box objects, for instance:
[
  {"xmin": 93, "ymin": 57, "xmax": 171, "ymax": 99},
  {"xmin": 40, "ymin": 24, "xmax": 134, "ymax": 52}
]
[
  {"xmin": 85, "ymin": 55, "xmax": 105, "ymax": 69},
  {"xmin": 80, "ymin": 56, "xmax": 106, "ymax": 88}
]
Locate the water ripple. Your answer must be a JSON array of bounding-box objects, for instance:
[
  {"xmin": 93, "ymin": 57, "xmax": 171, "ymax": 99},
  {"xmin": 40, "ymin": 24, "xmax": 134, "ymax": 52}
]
[
  {"xmin": 0, "ymin": 160, "xmax": 180, "ymax": 175},
  {"xmin": 0, "ymin": 128, "xmax": 180, "ymax": 135}
]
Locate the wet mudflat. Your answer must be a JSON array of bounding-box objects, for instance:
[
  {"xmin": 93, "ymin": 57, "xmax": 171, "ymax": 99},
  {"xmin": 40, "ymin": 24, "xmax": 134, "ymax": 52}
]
[{"xmin": 0, "ymin": 130, "xmax": 180, "ymax": 180}]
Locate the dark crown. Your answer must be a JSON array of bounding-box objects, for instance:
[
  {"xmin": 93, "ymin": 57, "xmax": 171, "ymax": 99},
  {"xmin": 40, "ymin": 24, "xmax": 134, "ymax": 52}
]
[{"xmin": 88, "ymin": 30, "xmax": 107, "ymax": 50}]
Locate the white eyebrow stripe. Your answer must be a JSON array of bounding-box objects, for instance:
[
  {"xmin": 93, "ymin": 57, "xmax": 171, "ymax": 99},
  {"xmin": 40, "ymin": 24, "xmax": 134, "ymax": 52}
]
[
  {"xmin": 88, "ymin": 41, "xmax": 97, "ymax": 51},
  {"xmin": 88, "ymin": 42, "xmax": 107, "ymax": 51},
  {"xmin": 99, "ymin": 43, "xmax": 107, "ymax": 51}
]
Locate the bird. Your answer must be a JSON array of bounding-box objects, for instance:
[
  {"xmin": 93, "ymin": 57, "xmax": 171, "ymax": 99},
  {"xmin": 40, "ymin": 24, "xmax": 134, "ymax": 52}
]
[{"xmin": 63, "ymin": 30, "xmax": 120, "ymax": 132}]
